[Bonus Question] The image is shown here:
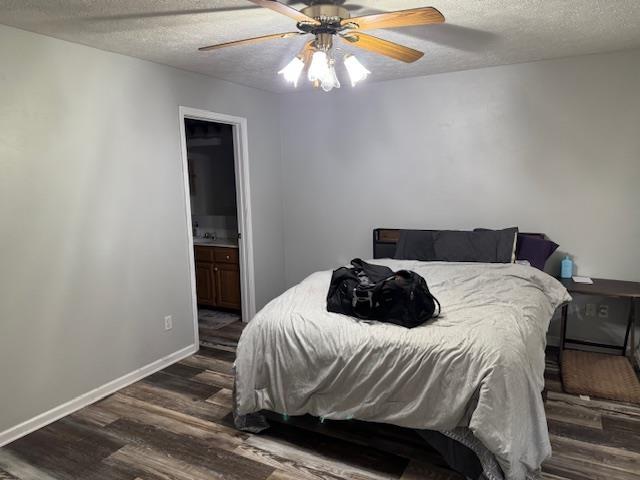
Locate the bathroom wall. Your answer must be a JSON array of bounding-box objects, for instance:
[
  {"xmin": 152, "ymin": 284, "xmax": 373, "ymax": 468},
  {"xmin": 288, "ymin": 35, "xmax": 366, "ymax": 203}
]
[{"xmin": 187, "ymin": 120, "xmax": 238, "ymax": 240}]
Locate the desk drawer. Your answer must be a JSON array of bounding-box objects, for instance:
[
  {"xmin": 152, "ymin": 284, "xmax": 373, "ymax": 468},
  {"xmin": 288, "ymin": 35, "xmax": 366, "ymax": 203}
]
[{"xmin": 214, "ymin": 247, "xmax": 238, "ymax": 264}]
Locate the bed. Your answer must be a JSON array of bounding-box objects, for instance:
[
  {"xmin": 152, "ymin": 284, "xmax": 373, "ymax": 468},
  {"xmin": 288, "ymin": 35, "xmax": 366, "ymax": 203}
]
[{"xmin": 234, "ymin": 229, "xmax": 571, "ymax": 480}]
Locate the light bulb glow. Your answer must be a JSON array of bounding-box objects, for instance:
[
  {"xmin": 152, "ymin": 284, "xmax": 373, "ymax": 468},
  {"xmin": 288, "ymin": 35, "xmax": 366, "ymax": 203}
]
[
  {"xmin": 321, "ymin": 61, "xmax": 341, "ymax": 92},
  {"xmin": 279, "ymin": 48, "xmax": 351, "ymax": 92},
  {"xmin": 278, "ymin": 56, "xmax": 305, "ymax": 87},
  {"xmin": 308, "ymin": 51, "xmax": 329, "ymax": 82},
  {"xmin": 344, "ymin": 54, "xmax": 371, "ymax": 87}
]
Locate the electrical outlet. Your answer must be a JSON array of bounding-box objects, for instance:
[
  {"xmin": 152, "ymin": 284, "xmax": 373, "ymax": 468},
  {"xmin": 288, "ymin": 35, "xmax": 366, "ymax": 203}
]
[
  {"xmin": 164, "ymin": 315, "xmax": 173, "ymax": 331},
  {"xmin": 585, "ymin": 304, "xmax": 596, "ymax": 317},
  {"xmin": 598, "ymin": 304, "xmax": 609, "ymax": 319}
]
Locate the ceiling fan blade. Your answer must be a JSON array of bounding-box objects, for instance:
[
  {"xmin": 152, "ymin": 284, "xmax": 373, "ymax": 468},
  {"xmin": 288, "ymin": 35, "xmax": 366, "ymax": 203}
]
[
  {"xmin": 340, "ymin": 32, "xmax": 424, "ymax": 63},
  {"xmin": 247, "ymin": 0, "xmax": 320, "ymax": 24},
  {"xmin": 342, "ymin": 7, "xmax": 444, "ymax": 31},
  {"xmin": 299, "ymin": 40, "xmax": 315, "ymax": 72},
  {"xmin": 300, "ymin": 40, "xmax": 314, "ymax": 59},
  {"xmin": 199, "ymin": 32, "xmax": 303, "ymax": 51}
]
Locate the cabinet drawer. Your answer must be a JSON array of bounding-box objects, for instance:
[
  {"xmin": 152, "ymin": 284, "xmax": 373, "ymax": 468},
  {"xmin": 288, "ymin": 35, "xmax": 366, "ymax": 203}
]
[
  {"xmin": 214, "ymin": 247, "xmax": 238, "ymax": 264},
  {"xmin": 194, "ymin": 246, "xmax": 214, "ymax": 263}
]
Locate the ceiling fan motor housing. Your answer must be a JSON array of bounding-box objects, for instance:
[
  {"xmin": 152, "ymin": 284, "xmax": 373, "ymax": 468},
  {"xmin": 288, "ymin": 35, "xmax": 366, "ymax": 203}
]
[{"xmin": 298, "ymin": 4, "xmax": 353, "ymax": 34}]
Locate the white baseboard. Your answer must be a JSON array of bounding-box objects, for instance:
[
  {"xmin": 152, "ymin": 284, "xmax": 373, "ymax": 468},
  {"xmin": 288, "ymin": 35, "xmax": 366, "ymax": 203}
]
[{"xmin": 0, "ymin": 343, "xmax": 198, "ymax": 448}]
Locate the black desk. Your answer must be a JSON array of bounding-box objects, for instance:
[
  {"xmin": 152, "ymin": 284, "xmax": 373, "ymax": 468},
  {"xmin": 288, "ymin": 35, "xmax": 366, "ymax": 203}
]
[{"xmin": 559, "ymin": 278, "xmax": 640, "ymax": 367}]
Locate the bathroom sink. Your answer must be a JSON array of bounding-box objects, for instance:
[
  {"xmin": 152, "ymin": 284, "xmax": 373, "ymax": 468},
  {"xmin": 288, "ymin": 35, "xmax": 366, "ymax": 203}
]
[
  {"xmin": 194, "ymin": 237, "xmax": 217, "ymax": 244},
  {"xmin": 193, "ymin": 237, "xmax": 239, "ymax": 248}
]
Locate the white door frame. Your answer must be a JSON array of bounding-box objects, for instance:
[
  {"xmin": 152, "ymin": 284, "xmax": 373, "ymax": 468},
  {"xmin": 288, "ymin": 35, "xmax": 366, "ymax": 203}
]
[{"xmin": 178, "ymin": 106, "xmax": 256, "ymax": 340}]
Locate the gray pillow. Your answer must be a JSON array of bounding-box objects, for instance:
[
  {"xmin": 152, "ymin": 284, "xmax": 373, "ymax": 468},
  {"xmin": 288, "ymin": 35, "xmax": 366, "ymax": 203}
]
[
  {"xmin": 394, "ymin": 228, "xmax": 518, "ymax": 263},
  {"xmin": 433, "ymin": 228, "xmax": 517, "ymax": 263},
  {"xmin": 394, "ymin": 230, "xmax": 436, "ymax": 261}
]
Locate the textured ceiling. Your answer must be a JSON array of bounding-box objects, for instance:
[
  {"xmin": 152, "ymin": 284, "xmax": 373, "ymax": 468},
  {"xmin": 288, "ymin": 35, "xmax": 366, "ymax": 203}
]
[{"xmin": 2, "ymin": 0, "xmax": 640, "ymax": 92}]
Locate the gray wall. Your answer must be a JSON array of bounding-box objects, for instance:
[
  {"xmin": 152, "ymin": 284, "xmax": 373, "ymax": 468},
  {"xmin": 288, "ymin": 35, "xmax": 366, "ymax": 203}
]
[
  {"xmin": 279, "ymin": 49, "xmax": 640, "ymax": 346},
  {"xmin": 188, "ymin": 123, "xmax": 237, "ymax": 218},
  {"xmin": 188, "ymin": 123, "xmax": 239, "ymax": 240},
  {"xmin": 0, "ymin": 24, "xmax": 285, "ymax": 433}
]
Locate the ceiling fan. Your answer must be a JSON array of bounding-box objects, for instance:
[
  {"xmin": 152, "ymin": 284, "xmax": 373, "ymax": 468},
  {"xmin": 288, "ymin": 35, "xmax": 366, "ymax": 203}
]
[{"xmin": 198, "ymin": 0, "xmax": 444, "ymax": 92}]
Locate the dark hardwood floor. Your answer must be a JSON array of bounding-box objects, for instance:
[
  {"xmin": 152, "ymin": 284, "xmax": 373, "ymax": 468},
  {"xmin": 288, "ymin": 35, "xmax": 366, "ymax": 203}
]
[
  {"xmin": 197, "ymin": 308, "xmax": 242, "ymax": 350},
  {"xmin": 1, "ymin": 322, "xmax": 639, "ymax": 480}
]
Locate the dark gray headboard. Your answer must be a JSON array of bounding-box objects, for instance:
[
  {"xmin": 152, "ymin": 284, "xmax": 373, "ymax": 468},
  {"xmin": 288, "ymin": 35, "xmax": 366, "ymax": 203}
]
[{"xmin": 373, "ymin": 228, "xmax": 547, "ymax": 259}]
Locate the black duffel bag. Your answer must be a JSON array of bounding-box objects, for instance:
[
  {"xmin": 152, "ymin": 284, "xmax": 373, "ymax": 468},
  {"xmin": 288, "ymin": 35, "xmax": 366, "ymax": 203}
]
[{"xmin": 326, "ymin": 258, "xmax": 441, "ymax": 328}]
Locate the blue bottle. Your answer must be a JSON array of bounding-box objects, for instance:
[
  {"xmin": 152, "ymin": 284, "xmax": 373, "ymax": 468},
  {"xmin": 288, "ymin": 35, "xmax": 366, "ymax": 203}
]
[{"xmin": 561, "ymin": 256, "xmax": 573, "ymax": 279}]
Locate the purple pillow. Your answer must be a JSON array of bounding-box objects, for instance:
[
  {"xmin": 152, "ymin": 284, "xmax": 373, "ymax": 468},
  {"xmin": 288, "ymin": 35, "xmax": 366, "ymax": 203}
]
[{"xmin": 516, "ymin": 235, "xmax": 558, "ymax": 270}]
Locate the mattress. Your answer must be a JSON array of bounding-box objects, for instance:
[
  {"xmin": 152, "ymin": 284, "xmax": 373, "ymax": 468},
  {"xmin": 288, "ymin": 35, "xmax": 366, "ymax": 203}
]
[{"xmin": 235, "ymin": 260, "xmax": 571, "ymax": 480}]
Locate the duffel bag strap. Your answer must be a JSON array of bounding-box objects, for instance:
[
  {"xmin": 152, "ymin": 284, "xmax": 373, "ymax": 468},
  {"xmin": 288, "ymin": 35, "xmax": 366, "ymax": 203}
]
[{"xmin": 352, "ymin": 288, "xmax": 374, "ymax": 309}]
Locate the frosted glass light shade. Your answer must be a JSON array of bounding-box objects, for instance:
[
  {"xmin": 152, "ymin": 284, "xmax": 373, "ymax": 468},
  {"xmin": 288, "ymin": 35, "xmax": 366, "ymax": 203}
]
[
  {"xmin": 321, "ymin": 62, "xmax": 341, "ymax": 92},
  {"xmin": 278, "ymin": 56, "xmax": 305, "ymax": 87},
  {"xmin": 344, "ymin": 54, "xmax": 371, "ymax": 87},
  {"xmin": 308, "ymin": 51, "xmax": 329, "ymax": 82}
]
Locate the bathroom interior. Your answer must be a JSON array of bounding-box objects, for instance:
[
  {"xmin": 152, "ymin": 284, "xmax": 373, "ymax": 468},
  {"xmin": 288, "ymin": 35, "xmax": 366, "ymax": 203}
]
[{"xmin": 185, "ymin": 118, "xmax": 242, "ymax": 348}]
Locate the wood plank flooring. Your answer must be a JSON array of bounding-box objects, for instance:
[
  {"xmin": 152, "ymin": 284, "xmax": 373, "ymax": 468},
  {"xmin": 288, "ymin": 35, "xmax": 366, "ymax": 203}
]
[
  {"xmin": 198, "ymin": 309, "xmax": 242, "ymax": 351},
  {"xmin": 1, "ymin": 322, "xmax": 639, "ymax": 480}
]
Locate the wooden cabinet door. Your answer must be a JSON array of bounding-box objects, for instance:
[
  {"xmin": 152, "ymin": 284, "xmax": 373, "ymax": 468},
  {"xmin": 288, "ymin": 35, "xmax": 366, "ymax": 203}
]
[
  {"xmin": 215, "ymin": 264, "xmax": 241, "ymax": 310},
  {"xmin": 195, "ymin": 262, "xmax": 216, "ymax": 306}
]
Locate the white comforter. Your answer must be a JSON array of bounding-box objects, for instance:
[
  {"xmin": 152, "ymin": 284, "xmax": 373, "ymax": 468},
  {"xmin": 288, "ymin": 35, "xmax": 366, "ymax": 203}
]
[{"xmin": 235, "ymin": 260, "xmax": 571, "ymax": 480}]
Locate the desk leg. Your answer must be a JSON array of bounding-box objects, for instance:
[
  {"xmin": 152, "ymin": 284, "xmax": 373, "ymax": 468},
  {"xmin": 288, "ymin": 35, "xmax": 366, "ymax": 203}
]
[
  {"xmin": 627, "ymin": 300, "xmax": 637, "ymax": 370},
  {"xmin": 559, "ymin": 304, "xmax": 568, "ymax": 364}
]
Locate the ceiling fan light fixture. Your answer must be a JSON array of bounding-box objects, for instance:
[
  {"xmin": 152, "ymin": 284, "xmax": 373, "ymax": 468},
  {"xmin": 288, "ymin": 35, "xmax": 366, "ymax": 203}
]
[
  {"xmin": 308, "ymin": 50, "xmax": 329, "ymax": 83},
  {"xmin": 307, "ymin": 50, "xmax": 340, "ymax": 92},
  {"xmin": 344, "ymin": 54, "xmax": 371, "ymax": 87},
  {"xmin": 278, "ymin": 56, "xmax": 305, "ymax": 87},
  {"xmin": 321, "ymin": 60, "xmax": 341, "ymax": 92},
  {"xmin": 199, "ymin": 2, "xmax": 444, "ymax": 93}
]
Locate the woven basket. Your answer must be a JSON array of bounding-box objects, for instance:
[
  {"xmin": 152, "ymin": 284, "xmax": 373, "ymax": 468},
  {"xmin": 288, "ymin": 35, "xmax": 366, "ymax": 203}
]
[{"xmin": 561, "ymin": 350, "xmax": 640, "ymax": 404}]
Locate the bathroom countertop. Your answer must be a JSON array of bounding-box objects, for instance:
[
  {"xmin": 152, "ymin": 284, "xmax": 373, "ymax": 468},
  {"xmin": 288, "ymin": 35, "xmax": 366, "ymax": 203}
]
[{"xmin": 193, "ymin": 238, "xmax": 239, "ymax": 248}]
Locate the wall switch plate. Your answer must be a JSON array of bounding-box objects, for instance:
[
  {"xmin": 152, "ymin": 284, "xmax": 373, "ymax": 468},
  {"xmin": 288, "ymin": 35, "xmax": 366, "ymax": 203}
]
[
  {"xmin": 164, "ymin": 315, "xmax": 173, "ymax": 331},
  {"xmin": 585, "ymin": 304, "xmax": 596, "ymax": 317},
  {"xmin": 598, "ymin": 305, "xmax": 609, "ymax": 318}
]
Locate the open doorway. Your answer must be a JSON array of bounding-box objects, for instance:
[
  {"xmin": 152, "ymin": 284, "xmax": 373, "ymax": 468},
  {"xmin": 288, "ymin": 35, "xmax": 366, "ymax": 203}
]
[{"xmin": 179, "ymin": 107, "xmax": 255, "ymax": 350}]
